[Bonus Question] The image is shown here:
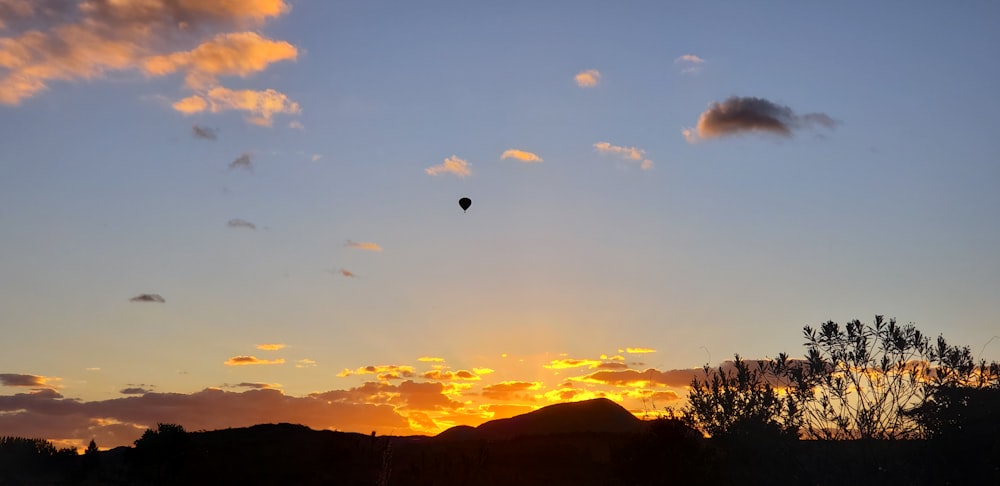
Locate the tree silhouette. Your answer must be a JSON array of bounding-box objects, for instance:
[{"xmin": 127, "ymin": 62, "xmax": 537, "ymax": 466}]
[{"xmin": 682, "ymin": 354, "xmax": 801, "ymax": 439}]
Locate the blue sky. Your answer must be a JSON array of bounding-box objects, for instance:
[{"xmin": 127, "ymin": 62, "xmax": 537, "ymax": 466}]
[{"xmin": 1, "ymin": 0, "xmax": 998, "ymax": 448}]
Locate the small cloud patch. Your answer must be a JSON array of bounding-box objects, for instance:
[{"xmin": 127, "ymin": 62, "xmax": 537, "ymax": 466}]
[
  {"xmin": 129, "ymin": 294, "xmax": 165, "ymax": 303},
  {"xmin": 575, "ymin": 69, "xmax": 601, "ymax": 88},
  {"xmin": 229, "ymin": 153, "xmax": 253, "ymax": 171},
  {"xmin": 227, "ymin": 218, "xmax": 256, "ymax": 230},
  {"xmin": 500, "ymin": 149, "xmax": 543, "ymax": 163},
  {"xmin": 224, "ymin": 356, "xmax": 285, "ymax": 366},
  {"xmin": 425, "ymin": 155, "xmax": 471, "ymax": 177},
  {"xmin": 192, "ymin": 125, "xmax": 218, "ymax": 140}
]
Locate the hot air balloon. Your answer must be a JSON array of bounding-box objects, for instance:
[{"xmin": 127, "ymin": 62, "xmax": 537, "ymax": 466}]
[{"xmin": 459, "ymin": 197, "xmax": 472, "ymax": 212}]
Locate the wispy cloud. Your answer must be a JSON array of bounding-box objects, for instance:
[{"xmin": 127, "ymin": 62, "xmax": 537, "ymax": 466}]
[
  {"xmin": 227, "ymin": 218, "xmax": 256, "ymax": 230},
  {"xmin": 336, "ymin": 268, "xmax": 358, "ymax": 278},
  {"xmin": 575, "ymin": 69, "xmax": 601, "ymax": 88},
  {"xmin": 173, "ymin": 86, "xmax": 301, "ymax": 127},
  {"xmin": 223, "ymin": 356, "xmax": 285, "ymax": 366},
  {"xmin": 500, "ymin": 149, "xmax": 543, "ymax": 163},
  {"xmin": 337, "ymin": 365, "xmax": 415, "ymax": 379},
  {"xmin": 674, "ymin": 54, "xmax": 706, "ymax": 74},
  {"xmin": 543, "ymin": 358, "xmax": 602, "ymax": 370},
  {"xmin": 119, "ymin": 387, "xmax": 150, "ymax": 395},
  {"xmin": 0, "ymin": 0, "xmax": 298, "ymax": 125},
  {"xmin": 345, "ymin": 240, "xmax": 382, "ymax": 252},
  {"xmin": 129, "ymin": 294, "xmax": 165, "ymax": 303},
  {"xmin": 593, "ymin": 142, "xmax": 654, "ymax": 171},
  {"xmin": 311, "ymin": 154, "xmax": 322, "ymax": 162},
  {"xmin": 683, "ymin": 96, "xmax": 838, "ymax": 142},
  {"xmin": 228, "ymin": 153, "xmax": 253, "ymax": 171},
  {"xmin": 418, "ymin": 357, "xmax": 445, "ymax": 363},
  {"xmin": 625, "ymin": 347, "xmax": 657, "ymax": 354},
  {"xmin": 421, "ymin": 370, "xmax": 481, "ymax": 381},
  {"xmin": 255, "ymin": 343, "xmax": 285, "ymax": 351},
  {"xmin": 225, "ymin": 382, "xmax": 281, "ymax": 390},
  {"xmin": 192, "ymin": 125, "xmax": 217, "ymax": 140},
  {"xmin": 425, "ymin": 155, "xmax": 471, "ymax": 177},
  {"xmin": 295, "ymin": 359, "xmax": 317, "ymax": 369}
]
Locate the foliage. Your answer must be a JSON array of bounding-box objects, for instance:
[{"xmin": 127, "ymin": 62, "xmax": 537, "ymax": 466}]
[
  {"xmin": 784, "ymin": 316, "xmax": 999, "ymax": 440},
  {"xmin": 682, "ymin": 354, "xmax": 801, "ymax": 439}
]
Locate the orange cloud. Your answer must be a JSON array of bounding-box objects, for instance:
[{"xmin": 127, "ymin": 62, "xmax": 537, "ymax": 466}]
[
  {"xmin": 174, "ymin": 86, "xmax": 301, "ymax": 126},
  {"xmin": 593, "ymin": 142, "xmax": 654, "ymax": 171},
  {"xmin": 337, "ymin": 365, "xmax": 415, "ymax": 379},
  {"xmin": 421, "ymin": 370, "xmax": 481, "ymax": 381},
  {"xmin": 224, "ymin": 356, "xmax": 285, "ymax": 366},
  {"xmin": 575, "ymin": 69, "xmax": 601, "ymax": 87},
  {"xmin": 143, "ymin": 32, "xmax": 297, "ymax": 89},
  {"xmin": 481, "ymin": 381, "xmax": 543, "ymax": 400},
  {"xmin": 425, "ymin": 155, "xmax": 471, "ymax": 177},
  {"xmin": 500, "ymin": 149, "xmax": 543, "ymax": 163},
  {"xmin": 345, "ymin": 240, "xmax": 382, "ymax": 252},
  {"xmin": 625, "ymin": 347, "xmax": 656, "ymax": 354},
  {"xmin": 473, "ymin": 368, "xmax": 494, "ymax": 375},
  {"xmin": 543, "ymin": 358, "xmax": 602, "ymax": 370},
  {"xmin": 418, "ymin": 356, "xmax": 444, "ymax": 362},
  {"xmin": 0, "ymin": 0, "xmax": 294, "ymax": 111},
  {"xmin": 255, "ymin": 343, "xmax": 285, "ymax": 351},
  {"xmin": 295, "ymin": 359, "xmax": 317, "ymax": 368}
]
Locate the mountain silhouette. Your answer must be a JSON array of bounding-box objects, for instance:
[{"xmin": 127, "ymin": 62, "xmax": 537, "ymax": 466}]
[{"xmin": 437, "ymin": 397, "xmax": 644, "ymax": 441}]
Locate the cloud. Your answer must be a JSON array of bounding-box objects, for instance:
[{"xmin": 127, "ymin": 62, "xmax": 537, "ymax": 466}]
[
  {"xmin": 311, "ymin": 154, "xmax": 322, "ymax": 162},
  {"xmin": 227, "ymin": 382, "xmax": 280, "ymax": 390},
  {"xmin": 0, "ymin": 0, "xmax": 295, "ymax": 116},
  {"xmin": 421, "ymin": 370, "xmax": 481, "ymax": 381},
  {"xmin": 418, "ymin": 357, "xmax": 445, "ymax": 363},
  {"xmin": 337, "ymin": 365, "xmax": 415, "ymax": 379},
  {"xmin": 290, "ymin": 120, "xmax": 304, "ymax": 129},
  {"xmin": 0, "ymin": 373, "xmax": 51, "ymax": 387},
  {"xmin": 295, "ymin": 359, "xmax": 317, "ymax": 369},
  {"xmin": 593, "ymin": 142, "xmax": 654, "ymax": 170},
  {"xmin": 255, "ymin": 343, "xmax": 285, "ymax": 351},
  {"xmin": 228, "ymin": 153, "xmax": 253, "ymax": 171},
  {"xmin": 575, "ymin": 69, "xmax": 601, "ymax": 88},
  {"xmin": 226, "ymin": 218, "xmax": 256, "ymax": 230},
  {"xmin": 143, "ymin": 32, "xmax": 297, "ymax": 90},
  {"xmin": 481, "ymin": 381, "xmax": 543, "ymax": 400},
  {"xmin": 345, "ymin": 240, "xmax": 382, "ymax": 252},
  {"xmin": 425, "ymin": 155, "xmax": 471, "ymax": 177},
  {"xmin": 473, "ymin": 368, "xmax": 494, "ymax": 375},
  {"xmin": 500, "ymin": 149, "xmax": 543, "ymax": 163},
  {"xmin": 543, "ymin": 358, "xmax": 602, "ymax": 370},
  {"xmin": 119, "ymin": 387, "xmax": 150, "ymax": 395},
  {"xmin": 129, "ymin": 293, "xmax": 165, "ymax": 303},
  {"xmin": 223, "ymin": 356, "xmax": 285, "ymax": 366},
  {"xmin": 684, "ymin": 96, "xmax": 838, "ymax": 142},
  {"xmin": 674, "ymin": 54, "xmax": 706, "ymax": 74},
  {"xmin": 625, "ymin": 347, "xmax": 656, "ymax": 354},
  {"xmin": 336, "ymin": 268, "xmax": 357, "ymax": 278},
  {"xmin": 192, "ymin": 124, "xmax": 217, "ymax": 140},
  {"xmin": 173, "ymin": 86, "xmax": 301, "ymax": 127}
]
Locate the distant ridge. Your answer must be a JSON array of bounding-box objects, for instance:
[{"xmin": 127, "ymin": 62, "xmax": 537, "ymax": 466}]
[{"xmin": 436, "ymin": 397, "xmax": 643, "ymax": 441}]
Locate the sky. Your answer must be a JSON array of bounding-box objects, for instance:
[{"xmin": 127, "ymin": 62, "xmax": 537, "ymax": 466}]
[{"xmin": 1, "ymin": 0, "xmax": 999, "ymax": 449}]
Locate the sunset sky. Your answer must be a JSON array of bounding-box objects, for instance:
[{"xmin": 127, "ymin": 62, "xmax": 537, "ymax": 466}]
[{"xmin": 2, "ymin": 1, "xmax": 999, "ymax": 449}]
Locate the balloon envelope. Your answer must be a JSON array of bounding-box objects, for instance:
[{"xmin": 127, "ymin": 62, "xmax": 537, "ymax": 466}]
[{"xmin": 459, "ymin": 197, "xmax": 472, "ymax": 212}]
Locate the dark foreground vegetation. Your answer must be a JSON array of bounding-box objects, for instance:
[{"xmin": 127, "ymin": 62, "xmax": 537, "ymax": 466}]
[{"xmin": 2, "ymin": 317, "xmax": 997, "ymax": 485}]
